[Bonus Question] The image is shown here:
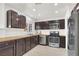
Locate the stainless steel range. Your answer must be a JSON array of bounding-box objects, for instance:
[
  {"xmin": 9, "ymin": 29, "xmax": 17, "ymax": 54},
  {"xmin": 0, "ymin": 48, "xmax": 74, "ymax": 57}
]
[{"xmin": 48, "ymin": 31, "xmax": 60, "ymax": 48}]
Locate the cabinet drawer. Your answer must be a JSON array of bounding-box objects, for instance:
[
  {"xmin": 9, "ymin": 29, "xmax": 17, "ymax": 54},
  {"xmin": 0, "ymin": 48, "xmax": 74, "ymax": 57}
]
[
  {"xmin": 0, "ymin": 41, "xmax": 15, "ymax": 56},
  {"xmin": 0, "ymin": 41, "xmax": 15, "ymax": 48},
  {"xmin": 0, "ymin": 45, "xmax": 14, "ymax": 56}
]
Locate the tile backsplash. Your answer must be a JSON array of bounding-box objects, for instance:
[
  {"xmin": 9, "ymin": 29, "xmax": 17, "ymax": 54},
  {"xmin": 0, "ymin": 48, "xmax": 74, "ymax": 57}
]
[{"xmin": 0, "ymin": 28, "xmax": 28, "ymax": 36}]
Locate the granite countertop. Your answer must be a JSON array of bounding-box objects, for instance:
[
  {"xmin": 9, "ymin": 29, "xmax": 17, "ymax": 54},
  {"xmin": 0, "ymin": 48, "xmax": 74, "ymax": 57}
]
[{"xmin": 0, "ymin": 34, "xmax": 39, "ymax": 42}]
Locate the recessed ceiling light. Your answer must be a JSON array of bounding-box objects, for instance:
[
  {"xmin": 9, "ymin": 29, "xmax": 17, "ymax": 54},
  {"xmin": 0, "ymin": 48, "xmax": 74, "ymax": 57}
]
[
  {"xmin": 33, "ymin": 8, "xmax": 36, "ymax": 11},
  {"xmin": 54, "ymin": 3, "xmax": 58, "ymax": 6},
  {"xmin": 55, "ymin": 11, "xmax": 58, "ymax": 14}
]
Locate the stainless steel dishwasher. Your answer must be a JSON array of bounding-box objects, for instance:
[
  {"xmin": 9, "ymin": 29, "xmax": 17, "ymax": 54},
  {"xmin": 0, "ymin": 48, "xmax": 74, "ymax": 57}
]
[{"xmin": 39, "ymin": 35, "xmax": 47, "ymax": 45}]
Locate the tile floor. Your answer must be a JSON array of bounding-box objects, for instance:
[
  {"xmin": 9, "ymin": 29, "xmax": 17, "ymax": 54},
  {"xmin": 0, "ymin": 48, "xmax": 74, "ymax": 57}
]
[{"xmin": 23, "ymin": 45, "xmax": 67, "ymax": 56}]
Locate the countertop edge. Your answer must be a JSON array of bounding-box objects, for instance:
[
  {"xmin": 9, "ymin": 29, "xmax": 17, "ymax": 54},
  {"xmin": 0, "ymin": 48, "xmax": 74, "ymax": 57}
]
[{"xmin": 0, "ymin": 34, "xmax": 39, "ymax": 42}]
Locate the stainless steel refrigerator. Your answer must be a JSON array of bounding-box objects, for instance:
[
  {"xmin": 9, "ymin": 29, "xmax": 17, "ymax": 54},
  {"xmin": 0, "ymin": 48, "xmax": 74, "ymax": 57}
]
[{"xmin": 68, "ymin": 8, "xmax": 79, "ymax": 56}]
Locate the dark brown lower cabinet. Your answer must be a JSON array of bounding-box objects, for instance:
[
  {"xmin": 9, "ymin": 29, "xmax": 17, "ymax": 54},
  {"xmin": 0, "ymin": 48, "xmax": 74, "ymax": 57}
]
[
  {"xmin": 30, "ymin": 36, "xmax": 36, "ymax": 49},
  {"xmin": 25, "ymin": 37, "xmax": 31, "ymax": 52},
  {"xmin": 0, "ymin": 41, "xmax": 15, "ymax": 56},
  {"xmin": 0, "ymin": 35, "xmax": 39, "ymax": 56},
  {"xmin": 30, "ymin": 36, "xmax": 39, "ymax": 49},
  {"xmin": 60, "ymin": 36, "xmax": 65, "ymax": 48},
  {"xmin": 15, "ymin": 39, "xmax": 26, "ymax": 56},
  {"xmin": 35, "ymin": 36, "xmax": 39, "ymax": 45}
]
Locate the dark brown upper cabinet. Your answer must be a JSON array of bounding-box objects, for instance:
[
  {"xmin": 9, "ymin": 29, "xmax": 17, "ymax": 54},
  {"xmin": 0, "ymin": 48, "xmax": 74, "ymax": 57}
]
[
  {"xmin": 35, "ymin": 21, "xmax": 49, "ymax": 30},
  {"xmin": 7, "ymin": 10, "xmax": 18, "ymax": 28},
  {"xmin": 18, "ymin": 15, "xmax": 26, "ymax": 29},
  {"xmin": 48, "ymin": 20, "xmax": 60, "ymax": 29},
  {"xmin": 35, "ymin": 19, "xmax": 65, "ymax": 30},
  {"xmin": 7, "ymin": 10, "xmax": 26, "ymax": 29},
  {"xmin": 59, "ymin": 19, "xmax": 65, "ymax": 29}
]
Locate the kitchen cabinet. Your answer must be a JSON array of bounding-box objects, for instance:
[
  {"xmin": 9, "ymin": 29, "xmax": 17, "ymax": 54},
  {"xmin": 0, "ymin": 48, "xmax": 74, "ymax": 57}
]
[
  {"xmin": 16, "ymin": 36, "xmax": 39, "ymax": 55},
  {"xmin": 48, "ymin": 20, "xmax": 59, "ymax": 29},
  {"xmin": 60, "ymin": 36, "xmax": 65, "ymax": 48},
  {"xmin": 30, "ymin": 36, "xmax": 36, "ymax": 49},
  {"xmin": 59, "ymin": 19, "xmax": 65, "ymax": 29},
  {"xmin": 7, "ymin": 10, "xmax": 18, "ymax": 28},
  {"xmin": 35, "ymin": 22, "xmax": 49, "ymax": 29},
  {"xmin": 15, "ymin": 39, "xmax": 26, "ymax": 56},
  {"xmin": 7, "ymin": 10, "xmax": 26, "ymax": 29},
  {"xmin": 35, "ymin": 19, "xmax": 65, "ymax": 30},
  {"xmin": 35, "ymin": 36, "xmax": 39, "ymax": 45},
  {"xmin": 0, "ymin": 41, "xmax": 15, "ymax": 56},
  {"xmin": 30, "ymin": 36, "xmax": 39, "ymax": 49},
  {"xmin": 35, "ymin": 22, "xmax": 40, "ymax": 29},
  {"xmin": 18, "ymin": 15, "xmax": 26, "ymax": 29},
  {"xmin": 25, "ymin": 36, "xmax": 39, "ymax": 52},
  {"xmin": 25, "ymin": 37, "xmax": 31, "ymax": 52},
  {"xmin": 39, "ymin": 22, "xmax": 49, "ymax": 29},
  {"xmin": 0, "ymin": 35, "xmax": 39, "ymax": 56}
]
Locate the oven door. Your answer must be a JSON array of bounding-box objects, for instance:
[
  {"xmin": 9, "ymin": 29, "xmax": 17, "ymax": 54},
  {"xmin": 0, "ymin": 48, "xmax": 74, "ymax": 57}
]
[
  {"xmin": 49, "ymin": 37, "xmax": 60, "ymax": 43},
  {"xmin": 48, "ymin": 37, "xmax": 60, "ymax": 48}
]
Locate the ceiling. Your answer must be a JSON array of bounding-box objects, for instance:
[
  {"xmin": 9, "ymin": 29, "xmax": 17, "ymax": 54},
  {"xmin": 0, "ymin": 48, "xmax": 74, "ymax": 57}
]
[
  {"xmin": 5, "ymin": 3, "xmax": 76, "ymax": 21},
  {"xmin": 5, "ymin": 3, "xmax": 26, "ymax": 14}
]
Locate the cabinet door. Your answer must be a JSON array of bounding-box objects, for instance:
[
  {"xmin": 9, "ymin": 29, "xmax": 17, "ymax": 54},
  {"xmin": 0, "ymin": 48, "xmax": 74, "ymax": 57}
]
[
  {"xmin": 25, "ymin": 37, "xmax": 31, "ymax": 52},
  {"xmin": 30, "ymin": 36, "xmax": 36, "ymax": 49},
  {"xmin": 35, "ymin": 22, "xmax": 49, "ymax": 30},
  {"xmin": 35, "ymin": 22, "xmax": 39, "ymax": 30},
  {"xmin": 60, "ymin": 36, "xmax": 65, "ymax": 48},
  {"xmin": 7, "ymin": 10, "xmax": 18, "ymax": 28},
  {"xmin": 0, "ymin": 45, "xmax": 14, "ymax": 56},
  {"xmin": 35, "ymin": 36, "xmax": 39, "ymax": 45},
  {"xmin": 15, "ymin": 39, "xmax": 25, "ymax": 56},
  {"xmin": 7, "ymin": 10, "xmax": 11, "ymax": 27},
  {"xmin": 18, "ymin": 15, "xmax": 26, "ymax": 29},
  {"xmin": 0, "ymin": 41, "xmax": 15, "ymax": 56},
  {"xmin": 59, "ymin": 20, "xmax": 65, "ymax": 29},
  {"xmin": 11, "ymin": 11, "xmax": 18, "ymax": 28},
  {"xmin": 39, "ymin": 22, "xmax": 49, "ymax": 29}
]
